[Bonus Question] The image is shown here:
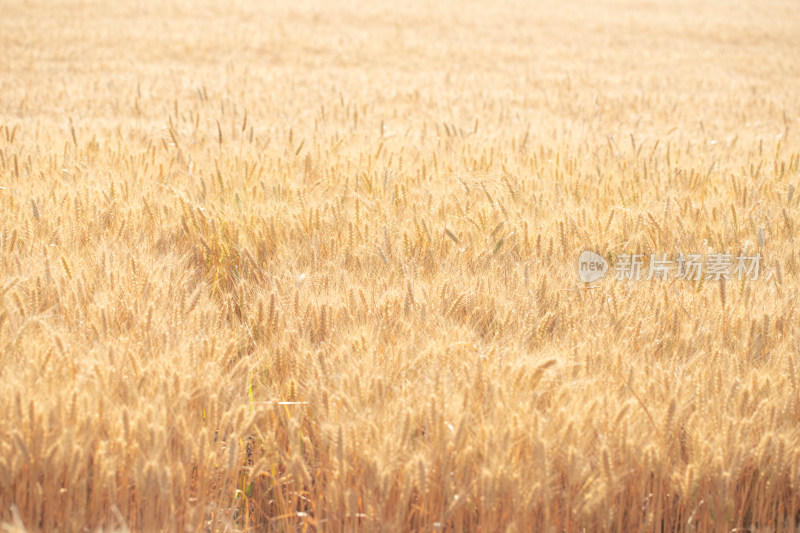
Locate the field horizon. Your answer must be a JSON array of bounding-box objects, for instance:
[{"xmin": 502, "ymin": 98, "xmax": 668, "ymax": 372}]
[{"xmin": 2, "ymin": 0, "xmax": 800, "ymax": 531}]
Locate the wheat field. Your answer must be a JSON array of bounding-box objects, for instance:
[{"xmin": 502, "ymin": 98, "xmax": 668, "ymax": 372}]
[{"xmin": 1, "ymin": 0, "xmax": 800, "ymax": 531}]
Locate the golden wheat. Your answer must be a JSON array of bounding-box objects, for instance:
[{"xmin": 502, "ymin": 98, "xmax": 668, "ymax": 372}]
[{"xmin": 1, "ymin": 0, "xmax": 800, "ymax": 531}]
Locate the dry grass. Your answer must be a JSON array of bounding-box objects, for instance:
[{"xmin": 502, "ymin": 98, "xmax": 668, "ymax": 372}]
[{"xmin": 2, "ymin": 0, "xmax": 800, "ymax": 530}]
